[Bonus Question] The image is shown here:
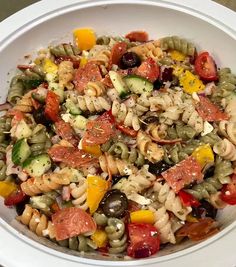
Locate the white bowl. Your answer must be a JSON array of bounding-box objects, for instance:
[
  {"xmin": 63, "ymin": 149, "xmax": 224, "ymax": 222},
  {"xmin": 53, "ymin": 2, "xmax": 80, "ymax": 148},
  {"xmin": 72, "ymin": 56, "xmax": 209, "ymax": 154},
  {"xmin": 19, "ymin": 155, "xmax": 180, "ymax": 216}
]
[{"xmin": 0, "ymin": 0, "xmax": 236, "ymax": 266}]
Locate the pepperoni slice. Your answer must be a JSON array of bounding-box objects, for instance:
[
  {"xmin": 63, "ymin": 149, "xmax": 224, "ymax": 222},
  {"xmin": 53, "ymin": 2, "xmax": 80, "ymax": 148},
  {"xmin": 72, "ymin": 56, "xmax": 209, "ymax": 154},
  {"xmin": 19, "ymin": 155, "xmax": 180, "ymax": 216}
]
[
  {"xmin": 55, "ymin": 120, "xmax": 79, "ymax": 147},
  {"xmin": 52, "ymin": 207, "xmax": 97, "ymax": 240},
  {"xmin": 109, "ymin": 41, "xmax": 127, "ymax": 68},
  {"xmin": 161, "ymin": 156, "xmax": 203, "ymax": 193},
  {"xmin": 48, "ymin": 146, "xmax": 98, "ymax": 168},
  {"xmin": 82, "ymin": 120, "xmax": 114, "ymax": 146},
  {"xmin": 196, "ymin": 96, "xmax": 229, "ymax": 121},
  {"xmin": 74, "ymin": 62, "xmax": 102, "ymax": 93},
  {"xmin": 136, "ymin": 58, "xmax": 160, "ymax": 82},
  {"xmin": 125, "ymin": 31, "xmax": 149, "ymax": 42}
]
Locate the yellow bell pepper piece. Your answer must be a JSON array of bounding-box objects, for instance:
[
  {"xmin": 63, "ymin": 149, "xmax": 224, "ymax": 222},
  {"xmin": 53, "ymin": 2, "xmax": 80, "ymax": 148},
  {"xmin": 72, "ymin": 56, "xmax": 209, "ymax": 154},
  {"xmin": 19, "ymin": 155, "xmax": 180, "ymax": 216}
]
[
  {"xmin": 192, "ymin": 144, "xmax": 214, "ymax": 168},
  {"xmin": 80, "ymin": 57, "xmax": 88, "ymax": 68},
  {"xmin": 91, "ymin": 229, "xmax": 108, "ymax": 248},
  {"xmin": 82, "ymin": 143, "xmax": 102, "ymax": 156},
  {"xmin": 179, "ymin": 70, "xmax": 205, "ymax": 94},
  {"xmin": 73, "ymin": 28, "xmax": 96, "ymax": 51},
  {"xmin": 186, "ymin": 214, "xmax": 199, "ymax": 223},
  {"xmin": 169, "ymin": 50, "xmax": 186, "ymax": 61},
  {"xmin": 43, "ymin": 58, "xmax": 58, "ymax": 74},
  {"xmin": 0, "ymin": 181, "xmax": 17, "ymax": 198},
  {"xmin": 172, "ymin": 65, "xmax": 185, "ymax": 77},
  {"xmin": 87, "ymin": 175, "xmax": 109, "ymax": 214},
  {"xmin": 130, "ymin": 210, "xmax": 155, "ymax": 224}
]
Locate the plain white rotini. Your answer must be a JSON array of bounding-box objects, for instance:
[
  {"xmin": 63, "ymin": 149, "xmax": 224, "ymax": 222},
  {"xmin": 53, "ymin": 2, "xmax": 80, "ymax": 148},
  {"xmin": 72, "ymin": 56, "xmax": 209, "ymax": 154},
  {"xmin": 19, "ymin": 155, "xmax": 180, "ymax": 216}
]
[
  {"xmin": 218, "ymin": 120, "xmax": 236, "ymax": 145},
  {"xmin": 77, "ymin": 95, "xmax": 111, "ymax": 113},
  {"xmin": 112, "ymin": 165, "xmax": 155, "ymax": 198},
  {"xmin": 70, "ymin": 180, "xmax": 88, "ymax": 210},
  {"xmin": 149, "ymin": 206, "xmax": 176, "ymax": 244},
  {"xmin": 137, "ymin": 131, "xmax": 164, "ymax": 163},
  {"xmin": 112, "ymin": 100, "xmax": 140, "ymax": 131},
  {"xmin": 146, "ymin": 123, "xmax": 168, "ymax": 140},
  {"xmin": 84, "ymin": 81, "xmax": 106, "ymax": 97},
  {"xmin": 150, "ymin": 90, "xmax": 183, "ymax": 111},
  {"xmin": 128, "ymin": 40, "xmax": 163, "ymax": 61},
  {"xmin": 99, "ymin": 154, "xmax": 138, "ymax": 176},
  {"xmin": 135, "ymin": 93, "xmax": 151, "ymax": 116},
  {"xmin": 58, "ymin": 61, "xmax": 74, "ymax": 90},
  {"xmin": 182, "ymin": 103, "xmax": 204, "ymax": 133},
  {"xmin": 89, "ymin": 49, "xmax": 111, "ymax": 68},
  {"xmin": 153, "ymin": 181, "xmax": 192, "ymax": 220},
  {"xmin": 213, "ymin": 138, "xmax": 236, "ymax": 161},
  {"xmin": 159, "ymin": 106, "xmax": 182, "ymax": 126}
]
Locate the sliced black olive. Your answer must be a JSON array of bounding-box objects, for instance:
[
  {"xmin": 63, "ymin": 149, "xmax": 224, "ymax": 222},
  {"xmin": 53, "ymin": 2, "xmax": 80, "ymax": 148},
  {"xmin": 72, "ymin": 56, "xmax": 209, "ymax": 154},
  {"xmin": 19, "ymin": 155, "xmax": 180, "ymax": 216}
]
[
  {"xmin": 100, "ymin": 189, "xmax": 128, "ymax": 218},
  {"xmin": 148, "ymin": 161, "xmax": 172, "ymax": 175},
  {"xmin": 112, "ymin": 175, "xmax": 128, "ymax": 186},
  {"xmin": 119, "ymin": 52, "xmax": 141, "ymax": 69},
  {"xmin": 153, "ymin": 79, "xmax": 163, "ymax": 90},
  {"xmin": 192, "ymin": 200, "xmax": 217, "ymax": 219},
  {"xmin": 161, "ymin": 67, "xmax": 173, "ymax": 82},
  {"xmin": 33, "ymin": 107, "xmax": 51, "ymax": 126},
  {"xmin": 16, "ymin": 200, "xmax": 29, "ymax": 216},
  {"xmin": 141, "ymin": 116, "xmax": 159, "ymax": 130},
  {"xmin": 204, "ymin": 165, "xmax": 215, "ymax": 179}
]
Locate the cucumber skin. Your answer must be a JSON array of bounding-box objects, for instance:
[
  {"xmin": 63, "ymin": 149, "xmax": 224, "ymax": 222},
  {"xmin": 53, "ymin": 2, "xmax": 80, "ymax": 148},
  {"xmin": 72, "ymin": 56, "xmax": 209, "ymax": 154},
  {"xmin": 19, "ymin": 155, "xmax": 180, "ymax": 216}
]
[
  {"xmin": 12, "ymin": 138, "xmax": 31, "ymax": 165},
  {"xmin": 124, "ymin": 75, "xmax": 154, "ymax": 94},
  {"xmin": 23, "ymin": 154, "xmax": 51, "ymax": 177}
]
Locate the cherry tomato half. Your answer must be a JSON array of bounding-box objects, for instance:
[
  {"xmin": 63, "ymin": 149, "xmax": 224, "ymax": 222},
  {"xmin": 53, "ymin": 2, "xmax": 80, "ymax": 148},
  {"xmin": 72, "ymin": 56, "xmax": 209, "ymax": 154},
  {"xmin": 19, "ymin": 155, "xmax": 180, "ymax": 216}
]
[
  {"xmin": 4, "ymin": 189, "xmax": 27, "ymax": 206},
  {"xmin": 220, "ymin": 174, "xmax": 236, "ymax": 205},
  {"xmin": 194, "ymin": 52, "xmax": 218, "ymax": 81}
]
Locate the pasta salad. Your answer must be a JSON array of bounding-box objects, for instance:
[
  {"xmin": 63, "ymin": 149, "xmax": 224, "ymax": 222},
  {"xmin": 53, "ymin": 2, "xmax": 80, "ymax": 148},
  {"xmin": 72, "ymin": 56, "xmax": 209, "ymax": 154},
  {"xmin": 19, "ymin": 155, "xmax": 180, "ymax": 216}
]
[{"xmin": 1, "ymin": 28, "xmax": 236, "ymax": 259}]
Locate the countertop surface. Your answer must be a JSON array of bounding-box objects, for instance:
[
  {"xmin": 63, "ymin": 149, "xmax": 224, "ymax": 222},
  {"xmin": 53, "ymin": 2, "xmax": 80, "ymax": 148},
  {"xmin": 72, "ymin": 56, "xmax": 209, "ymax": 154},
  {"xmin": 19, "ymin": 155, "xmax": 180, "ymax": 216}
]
[{"xmin": 0, "ymin": 0, "xmax": 235, "ymax": 21}]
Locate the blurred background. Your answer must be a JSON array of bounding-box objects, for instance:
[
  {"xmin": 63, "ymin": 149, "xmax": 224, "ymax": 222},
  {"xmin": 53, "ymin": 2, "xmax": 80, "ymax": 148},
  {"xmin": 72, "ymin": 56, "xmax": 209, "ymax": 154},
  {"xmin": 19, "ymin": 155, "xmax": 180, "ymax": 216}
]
[{"xmin": 0, "ymin": 0, "xmax": 235, "ymax": 22}]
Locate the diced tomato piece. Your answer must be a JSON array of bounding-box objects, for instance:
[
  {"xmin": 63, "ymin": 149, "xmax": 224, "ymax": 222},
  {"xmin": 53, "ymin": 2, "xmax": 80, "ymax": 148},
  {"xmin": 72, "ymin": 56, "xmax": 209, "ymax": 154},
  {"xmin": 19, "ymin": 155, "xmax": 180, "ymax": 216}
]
[
  {"xmin": 136, "ymin": 58, "xmax": 160, "ymax": 82},
  {"xmin": 45, "ymin": 90, "xmax": 60, "ymax": 122},
  {"xmin": 176, "ymin": 218, "xmax": 219, "ymax": 241},
  {"xmin": 74, "ymin": 62, "xmax": 102, "ymax": 93},
  {"xmin": 195, "ymin": 52, "xmax": 218, "ymax": 81},
  {"xmin": 125, "ymin": 31, "xmax": 148, "ymax": 42},
  {"xmin": 55, "ymin": 120, "xmax": 79, "ymax": 147},
  {"xmin": 161, "ymin": 156, "xmax": 203, "ymax": 193},
  {"xmin": 7, "ymin": 109, "xmax": 24, "ymax": 126},
  {"xmin": 127, "ymin": 223, "xmax": 160, "ymax": 258},
  {"xmin": 109, "ymin": 41, "xmax": 127, "ymax": 68},
  {"xmin": 196, "ymin": 96, "xmax": 229, "ymax": 121},
  {"xmin": 4, "ymin": 189, "xmax": 27, "ymax": 206},
  {"xmin": 116, "ymin": 124, "xmax": 138, "ymax": 137},
  {"xmin": 54, "ymin": 56, "xmax": 80, "ymax": 69},
  {"xmin": 48, "ymin": 146, "xmax": 98, "ymax": 168},
  {"xmin": 220, "ymin": 174, "xmax": 236, "ymax": 205},
  {"xmin": 52, "ymin": 207, "xmax": 97, "ymax": 240},
  {"xmin": 178, "ymin": 190, "xmax": 200, "ymax": 207},
  {"xmin": 82, "ymin": 120, "xmax": 114, "ymax": 146},
  {"xmin": 96, "ymin": 110, "xmax": 115, "ymax": 124},
  {"xmin": 17, "ymin": 65, "xmax": 34, "ymax": 70}
]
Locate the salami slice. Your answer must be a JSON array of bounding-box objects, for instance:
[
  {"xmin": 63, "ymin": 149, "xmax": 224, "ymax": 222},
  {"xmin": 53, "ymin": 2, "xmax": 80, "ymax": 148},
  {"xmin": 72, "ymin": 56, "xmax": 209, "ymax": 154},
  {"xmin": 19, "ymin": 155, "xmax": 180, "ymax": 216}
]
[{"xmin": 125, "ymin": 31, "xmax": 149, "ymax": 42}]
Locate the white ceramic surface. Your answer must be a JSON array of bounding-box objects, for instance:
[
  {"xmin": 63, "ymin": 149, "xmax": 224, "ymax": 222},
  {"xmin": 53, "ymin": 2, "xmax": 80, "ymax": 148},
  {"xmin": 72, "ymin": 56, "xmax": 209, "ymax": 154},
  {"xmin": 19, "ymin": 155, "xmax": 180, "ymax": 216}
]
[{"xmin": 0, "ymin": 0, "xmax": 236, "ymax": 266}]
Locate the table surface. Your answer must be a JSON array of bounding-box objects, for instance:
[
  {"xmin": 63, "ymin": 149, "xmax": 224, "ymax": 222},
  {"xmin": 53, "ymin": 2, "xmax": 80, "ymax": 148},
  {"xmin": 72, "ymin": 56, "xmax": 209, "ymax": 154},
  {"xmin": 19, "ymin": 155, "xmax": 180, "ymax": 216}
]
[{"xmin": 0, "ymin": 0, "xmax": 235, "ymax": 21}]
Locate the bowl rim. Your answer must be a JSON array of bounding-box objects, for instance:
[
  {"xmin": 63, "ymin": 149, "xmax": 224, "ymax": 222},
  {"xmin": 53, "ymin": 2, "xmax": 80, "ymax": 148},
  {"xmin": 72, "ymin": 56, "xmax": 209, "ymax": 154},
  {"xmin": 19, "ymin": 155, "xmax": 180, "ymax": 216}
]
[{"xmin": 0, "ymin": 0, "xmax": 236, "ymax": 265}]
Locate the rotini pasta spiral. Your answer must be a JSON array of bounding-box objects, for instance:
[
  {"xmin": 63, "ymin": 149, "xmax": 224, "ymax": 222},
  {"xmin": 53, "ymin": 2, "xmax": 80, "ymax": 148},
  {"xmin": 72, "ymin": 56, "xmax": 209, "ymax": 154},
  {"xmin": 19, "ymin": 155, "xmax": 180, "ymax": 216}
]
[
  {"xmin": 99, "ymin": 154, "xmax": 138, "ymax": 176},
  {"xmin": 153, "ymin": 181, "xmax": 191, "ymax": 220},
  {"xmin": 135, "ymin": 93, "xmax": 151, "ymax": 116},
  {"xmin": 21, "ymin": 168, "xmax": 80, "ymax": 196},
  {"xmin": 75, "ymin": 95, "xmax": 111, "ymax": 113},
  {"xmin": 213, "ymin": 138, "xmax": 236, "ymax": 161},
  {"xmin": 0, "ymin": 160, "xmax": 7, "ymax": 181},
  {"xmin": 101, "ymin": 140, "xmax": 145, "ymax": 167},
  {"xmin": 218, "ymin": 120, "xmax": 236, "ymax": 145},
  {"xmin": 7, "ymin": 76, "xmax": 24, "ymax": 105},
  {"xmin": 105, "ymin": 218, "xmax": 127, "ymax": 254},
  {"xmin": 113, "ymin": 165, "xmax": 155, "ymax": 198},
  {"xmin": 214, "ymin": 156, "xmax": 233, "ymax": 184},
  {"xmin": 13, "ymin": 91, "xmax": 33, "ymax": 113},
  {"xmin": 58, "ymin": 61, "xmax": 74, "ymax": 90},
  {"xmin": 137, "ymin": 131, "xmax": 164, "ymax": 163},
  {"xmin": 70, "ymin": 180, "xmax": 88, "ymax": 210},
  {"xmin": 93, "ymin": 212, "xmax": 108, "ymax": 226},
  {"xmin": 84, "ymin": 81, "xmax": 106, "ymax": 97},
  {"xmin": 208, "ymin": 192, "xmax": 227, "ymax": 209},
  {"xmin": 96, "ymin": 36, "xmax": 130, "ymax": 46},
  {"xmin": 149, "ymin": 206, "xmax": 176, "ymax": 244},
  {"xmin": 30, "ymin": 191, "xmax": 58, "ymax": 214},
  {"xmin": 112, "ymin": 100, "xmax": 140, "ymax": 131},
  {"xmin": 160, "ymin": 36, "xmax": 196, "ymax": 56},
  {"xmin": 58, "ymin": 235, "xmax": 97, "ymax": 252},
  {"xmin": 128, "ymin": 40, "xmax": 163, "ymax": 61},
  {"xmin": 50, "ymin": 43, "xmax": 80, "ymax": 57},
  {"xmin": 20, "ymin": 65, "xmax": 45, "ymax": 87},
  {"xmin": 17, "ymin": 204, "xmax": 55, "ymax": 238},
  {"xmin": 167, "ymin": 122, "xmax": 196, "ymax": 140},
  {"xmin": 89, "ymin": 49, "xmax": 111, "ymax": 68},
  {"xmin": 159, "ymin": 106, "xmax": 183, "ymax": 126},
  {"xmin": 28, "ymin": 124, "xmax": 51, "ymax": 156},
  {"xmin": 145, "ymin": 123, "xmax": 168, "ymax": 140},
  {"xmin": 0, "ymin": 115, "xmax": 11, "ymax": 143}
]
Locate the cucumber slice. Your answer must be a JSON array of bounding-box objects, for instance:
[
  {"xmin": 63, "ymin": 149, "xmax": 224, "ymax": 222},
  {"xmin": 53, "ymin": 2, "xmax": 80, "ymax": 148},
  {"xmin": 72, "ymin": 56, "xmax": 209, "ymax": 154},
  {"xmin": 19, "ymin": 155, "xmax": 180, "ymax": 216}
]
[
  {"xmin": 12, "ymin": 138, "xmax": 31, "ymax": 165},
  {"xmin": 23, "ymin": 154, "xmax": 51, "ymax": 177},
  {"xmin": 124, "ymin": 75, "xmax": 154, "ymax": 94},
  {"xmin": 109, "ymin": 71, "xmax": 130, "ymax": 98},
  {"xmin": 64, "ymin": 99, "xmax": 81, "ymax": 115}
]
